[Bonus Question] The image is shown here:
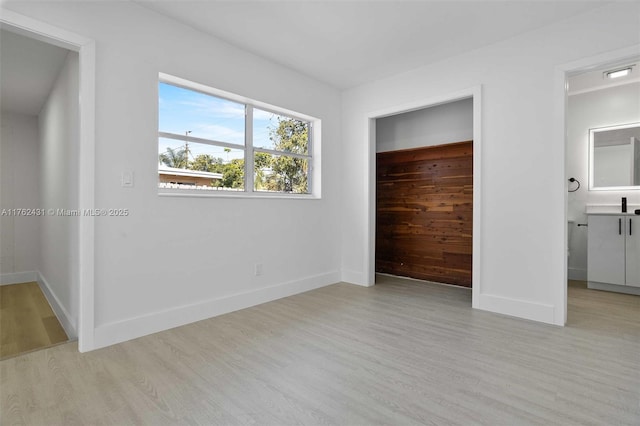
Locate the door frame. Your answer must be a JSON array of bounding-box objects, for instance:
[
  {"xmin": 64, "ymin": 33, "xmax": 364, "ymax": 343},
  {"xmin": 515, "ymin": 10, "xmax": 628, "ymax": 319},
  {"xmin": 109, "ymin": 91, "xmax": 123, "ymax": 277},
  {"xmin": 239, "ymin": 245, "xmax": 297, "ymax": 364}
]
[
  {"xmin": 556, "ymin": 44, "xmax": 640, "ymax": 325},
  {"xmin": 0, "ymin": 9, "xmax": 96, "ymax": 351},
  {"xmin": 365, "ymin": 86, "xmax": 482, "ymax": 308}
]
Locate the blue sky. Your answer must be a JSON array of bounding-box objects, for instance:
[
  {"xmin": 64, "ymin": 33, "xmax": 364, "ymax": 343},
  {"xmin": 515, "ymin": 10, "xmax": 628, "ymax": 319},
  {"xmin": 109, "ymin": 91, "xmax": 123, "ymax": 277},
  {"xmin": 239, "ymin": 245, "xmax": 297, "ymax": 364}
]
[{"xmin": 158, "ymin": 82, "xmax": 285, "ymax": 163}]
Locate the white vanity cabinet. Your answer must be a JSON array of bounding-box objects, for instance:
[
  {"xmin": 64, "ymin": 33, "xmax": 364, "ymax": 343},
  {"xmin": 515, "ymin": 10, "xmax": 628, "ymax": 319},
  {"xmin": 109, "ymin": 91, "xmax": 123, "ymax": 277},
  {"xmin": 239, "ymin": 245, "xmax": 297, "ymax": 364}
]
[
  {"xmin": 627, "ymin": 216, "xmax": 640, "ymax": 287},
  {"xmin": 588, "ymin": 214, "xmax": 640, "ymax": 293}
]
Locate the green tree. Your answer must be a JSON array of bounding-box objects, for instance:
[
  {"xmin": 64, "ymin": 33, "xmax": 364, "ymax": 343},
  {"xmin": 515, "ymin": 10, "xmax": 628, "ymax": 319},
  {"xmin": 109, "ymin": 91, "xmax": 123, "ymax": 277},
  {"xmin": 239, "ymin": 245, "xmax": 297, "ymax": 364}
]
[
  {"xmin": 216, "ymin": 159, "xmax": 245, "ymax": 189},
  {"xmin": 159, "ymin": 147, "xmax": 188, "ymax": 169},
  {"xmin": 191, "ymin": 154, "xmax": 224, "ymax": 173},
  {"xmin": 254, "ymin": 152, "xmax": 273, "ymax": 190},
  {"xmin": 265, "ymin": 118, "xmax": 309, "ymax": 193}
]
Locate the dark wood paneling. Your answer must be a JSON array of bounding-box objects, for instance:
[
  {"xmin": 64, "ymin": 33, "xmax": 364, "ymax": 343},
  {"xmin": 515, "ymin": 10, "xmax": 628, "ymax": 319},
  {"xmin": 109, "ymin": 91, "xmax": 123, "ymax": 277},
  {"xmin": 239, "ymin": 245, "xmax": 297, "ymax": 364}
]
[{"xmin": 376, "ymin": 141, "xmax": 473, "ymax": 287}]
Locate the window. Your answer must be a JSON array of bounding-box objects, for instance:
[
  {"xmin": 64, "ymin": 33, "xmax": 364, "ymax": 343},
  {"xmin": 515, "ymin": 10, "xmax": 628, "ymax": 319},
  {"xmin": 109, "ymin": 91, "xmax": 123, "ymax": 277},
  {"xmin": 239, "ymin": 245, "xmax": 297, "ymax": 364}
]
[{"xmin": 158, "ymin": 74, "xmax": 319, "ymax": 197}]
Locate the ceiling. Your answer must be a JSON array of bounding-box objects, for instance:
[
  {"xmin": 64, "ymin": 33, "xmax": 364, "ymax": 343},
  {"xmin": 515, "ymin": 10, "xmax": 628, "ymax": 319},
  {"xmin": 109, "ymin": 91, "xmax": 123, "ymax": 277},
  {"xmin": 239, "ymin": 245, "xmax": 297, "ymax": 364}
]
[
  {"xmin": 0, "ymin": 1, "xmax": 616, "ymax": 117},
  {"xmin": 137, "ymin": 0, "xmax": 609, "ymax": 89},
  {"xmin": 0, "ymin": 29, "xmax": 70, "ymax": 115}
]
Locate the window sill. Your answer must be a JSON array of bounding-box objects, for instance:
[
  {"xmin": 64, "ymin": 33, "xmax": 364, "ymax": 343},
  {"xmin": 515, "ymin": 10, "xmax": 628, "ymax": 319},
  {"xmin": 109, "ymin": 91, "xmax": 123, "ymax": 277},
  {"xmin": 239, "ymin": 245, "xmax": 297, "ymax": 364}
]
[{"xmin": 158, "ymin": 188, "xmax": 320, "ymax": 200}]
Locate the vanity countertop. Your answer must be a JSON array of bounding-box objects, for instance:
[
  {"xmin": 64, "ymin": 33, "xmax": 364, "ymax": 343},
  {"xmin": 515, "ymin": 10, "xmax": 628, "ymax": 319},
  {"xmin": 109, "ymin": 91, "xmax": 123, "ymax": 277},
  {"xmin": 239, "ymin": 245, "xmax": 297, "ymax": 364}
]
[
  {"xmin": 586, "ymin": 212, "xmax": 640, "ymax": 216},
  {"xmin": 585, "ymin": 204, "xmax": 640, "ymax": 215}
]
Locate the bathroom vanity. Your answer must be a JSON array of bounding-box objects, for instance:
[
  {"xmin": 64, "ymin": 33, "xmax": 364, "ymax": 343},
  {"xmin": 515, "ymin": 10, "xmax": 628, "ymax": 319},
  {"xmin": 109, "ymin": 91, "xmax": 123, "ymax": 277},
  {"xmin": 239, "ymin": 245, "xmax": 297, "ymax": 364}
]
[
  {"xmin": 587, "ymin": 212, "xmax": 640, "ymax": 295},
  {"xmin": 580, "ymin": 122, "xmax": 640, "ymax": 295}
]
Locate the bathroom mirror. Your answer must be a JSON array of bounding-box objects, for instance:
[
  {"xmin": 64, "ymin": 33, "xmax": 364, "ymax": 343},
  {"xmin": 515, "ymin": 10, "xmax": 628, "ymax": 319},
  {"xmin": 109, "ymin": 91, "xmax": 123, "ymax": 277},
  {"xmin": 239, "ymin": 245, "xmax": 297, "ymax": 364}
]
[{"xmin": 589, "ymin": 122, "xmax": 640, "ymax": 190}]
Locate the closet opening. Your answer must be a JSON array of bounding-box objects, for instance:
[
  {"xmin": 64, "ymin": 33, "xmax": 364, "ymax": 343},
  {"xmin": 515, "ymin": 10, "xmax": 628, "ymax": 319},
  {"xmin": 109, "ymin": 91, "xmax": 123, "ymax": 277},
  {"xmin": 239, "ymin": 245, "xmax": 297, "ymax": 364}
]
[{"xmin": 365, "ymin": 87, "xmax": 482, "ymax": 308}]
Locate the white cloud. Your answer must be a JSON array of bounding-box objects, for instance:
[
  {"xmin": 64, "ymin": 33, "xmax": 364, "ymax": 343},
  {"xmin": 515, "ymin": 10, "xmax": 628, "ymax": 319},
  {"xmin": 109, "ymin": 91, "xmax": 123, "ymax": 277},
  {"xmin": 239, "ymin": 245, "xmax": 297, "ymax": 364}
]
[
  {"xmin": 179, "ymin": 98, "xmax": 245, "ymax": 119},
  {"xmin": 196, "ymin": 124, "xmax": 244, "ymax": 144},
  {"xmin": 254, "ymin": 108, "xmax": 277, "ymax": 121}
]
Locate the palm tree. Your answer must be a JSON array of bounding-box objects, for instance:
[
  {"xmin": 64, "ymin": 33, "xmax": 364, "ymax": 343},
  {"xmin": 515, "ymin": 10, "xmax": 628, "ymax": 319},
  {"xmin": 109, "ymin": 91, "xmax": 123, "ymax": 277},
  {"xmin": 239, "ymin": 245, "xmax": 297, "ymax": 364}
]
[{"xmin": 159, "ymin": 147, "xmax": 188, "ymax": 169}]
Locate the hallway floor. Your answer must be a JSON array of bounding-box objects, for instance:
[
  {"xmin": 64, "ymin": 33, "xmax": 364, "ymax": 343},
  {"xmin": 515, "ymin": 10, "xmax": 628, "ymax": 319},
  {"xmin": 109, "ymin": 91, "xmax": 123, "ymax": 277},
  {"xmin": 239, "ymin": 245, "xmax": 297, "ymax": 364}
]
[{"xmin": 0, "ymin": 282, "xmax": 68, "ymax": 359}]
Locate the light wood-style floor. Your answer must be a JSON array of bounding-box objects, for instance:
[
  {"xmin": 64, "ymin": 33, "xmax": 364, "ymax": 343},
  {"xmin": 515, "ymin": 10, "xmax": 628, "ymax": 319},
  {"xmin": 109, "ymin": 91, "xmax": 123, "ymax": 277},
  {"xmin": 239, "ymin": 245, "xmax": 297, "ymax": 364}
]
[
  {"xmin": 1, "ymin": 276, "xmax": 638, "ymax": 425},
  {"xmin": 0, "ymin": 282, "xmax": 68, "ymax": 359}
]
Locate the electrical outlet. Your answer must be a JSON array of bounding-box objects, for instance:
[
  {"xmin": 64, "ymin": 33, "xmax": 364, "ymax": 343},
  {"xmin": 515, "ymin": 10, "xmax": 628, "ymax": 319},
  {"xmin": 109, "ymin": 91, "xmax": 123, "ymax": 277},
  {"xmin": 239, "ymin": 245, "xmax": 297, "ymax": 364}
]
[{"xmin": 254, "ymin": 263, "xmax": 263, "ymax": 276}]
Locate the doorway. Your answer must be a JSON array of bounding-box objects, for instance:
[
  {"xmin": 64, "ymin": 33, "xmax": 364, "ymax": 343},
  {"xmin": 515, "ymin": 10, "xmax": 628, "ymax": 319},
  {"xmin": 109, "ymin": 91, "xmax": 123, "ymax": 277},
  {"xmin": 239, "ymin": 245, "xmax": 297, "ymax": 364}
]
[
  {"xmin": 561, "ymin": 46, "xmax": 640, "ymax": 324},
  {"xmin": 366, "ymin": 87, "xmax": 482, "ymax": 307},
  {"xmin": 0, "ymin": 10, "xmax": 96, "ymax": 352},
  {"xmin": 375, "ymin": 98, "xmax": 473, "ymax": 287},
  {"xmin": 0, "ymin": 28, "xmax": 78, "ymax": 358}
]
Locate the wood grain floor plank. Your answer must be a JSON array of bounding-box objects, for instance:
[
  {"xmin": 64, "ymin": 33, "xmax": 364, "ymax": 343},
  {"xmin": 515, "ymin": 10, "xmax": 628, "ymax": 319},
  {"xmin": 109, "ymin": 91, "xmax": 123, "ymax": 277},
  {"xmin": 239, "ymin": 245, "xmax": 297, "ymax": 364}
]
[
  {"xmin": 1, "ymin": 277, "xmax": 638, "ymax": 425},
  {"xmin": 0, "ymin": 282, "xmax": 69, "ymax": 359}
]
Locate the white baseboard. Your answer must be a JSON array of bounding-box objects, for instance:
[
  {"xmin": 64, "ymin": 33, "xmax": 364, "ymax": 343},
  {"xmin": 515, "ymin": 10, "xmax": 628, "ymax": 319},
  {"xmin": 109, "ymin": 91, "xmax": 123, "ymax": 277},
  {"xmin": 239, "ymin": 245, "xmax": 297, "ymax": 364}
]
[
  {"xmin": 93, "ymin": 270, "xmax": 341, "ymax": 350},
  {"xmin": 0, "ymin": 270, "xmax": 38, "ymax": 285},
  {"xmin": 341, "ymin": 269, "xmax": 370, "ymax": 286},
  {"xmin": 568, "ymin": 267, "xmax": 587, "ymax": 281},
  {"xmin": 37, "ymin": 272, "xmax": 77, "ymax": 339},
  {"xmin": 588, "ymin": 281, "xmax": 640, "ymax": 296},
  {"xmin": 476, "ymin": 293, "xmax": 557, "ymax": 325}
]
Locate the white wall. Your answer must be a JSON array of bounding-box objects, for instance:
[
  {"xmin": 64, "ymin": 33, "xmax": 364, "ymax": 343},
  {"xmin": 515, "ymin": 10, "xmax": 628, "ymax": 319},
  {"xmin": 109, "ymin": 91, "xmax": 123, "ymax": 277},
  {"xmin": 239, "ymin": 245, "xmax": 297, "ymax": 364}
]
[
  {"xmin": 341, "ymin": 2, "xmax": 640, "ymax": 325},
  {"xmin": 376, "ymin": 98, "xmax": 472, "ymax": 152},
  {"xmin": 566, "ymin": 82, "xmax": 640, "ymax": 280},
  {"xmin": 4, "ymin": 1, "xmax": 343, "ymax": 349},
  {"xmin": 0, "ymin": 112, "xmax": 41, "ymax": 279},
  {"xmin": 37, "ymin": 51, "xmax": 80, "ymax": 334}
]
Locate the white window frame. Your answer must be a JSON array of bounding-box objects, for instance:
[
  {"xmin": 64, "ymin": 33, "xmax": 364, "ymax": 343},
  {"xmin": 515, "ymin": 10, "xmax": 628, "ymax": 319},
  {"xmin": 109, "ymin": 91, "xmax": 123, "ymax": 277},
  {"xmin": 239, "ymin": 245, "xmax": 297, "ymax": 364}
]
[{"xmin": 158, "ymin": 73, "xmax": 321, "ymax": 199}]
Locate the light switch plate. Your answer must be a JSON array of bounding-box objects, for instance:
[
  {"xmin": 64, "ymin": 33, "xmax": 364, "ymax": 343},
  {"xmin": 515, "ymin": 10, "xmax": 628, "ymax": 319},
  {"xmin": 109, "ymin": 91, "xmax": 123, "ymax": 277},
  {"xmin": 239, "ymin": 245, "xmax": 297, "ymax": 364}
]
[{"xmin": 121, "ymin": 171, "xmax": 134, "ymax": 188}]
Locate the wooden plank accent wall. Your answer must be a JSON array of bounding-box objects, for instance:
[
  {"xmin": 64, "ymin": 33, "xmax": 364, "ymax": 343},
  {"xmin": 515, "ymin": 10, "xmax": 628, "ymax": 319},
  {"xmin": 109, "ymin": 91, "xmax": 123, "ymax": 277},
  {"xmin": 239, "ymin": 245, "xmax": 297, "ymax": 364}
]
[{"xmin": 376, "ymin": 141, "xmax": 473, "ymax": 287}]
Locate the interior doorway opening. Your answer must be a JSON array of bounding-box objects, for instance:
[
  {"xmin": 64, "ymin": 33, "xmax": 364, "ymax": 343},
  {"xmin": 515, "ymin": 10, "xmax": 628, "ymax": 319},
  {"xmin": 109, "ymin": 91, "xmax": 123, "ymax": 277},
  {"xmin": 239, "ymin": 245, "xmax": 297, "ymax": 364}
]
[
  {"xmin": 0, "ymin": 10, "xmax": 96, "ymax": 352},
  {"xmin": 561, "ymin": 46, "xmax": 640, "ymax": 326},
  {"xmin": 365, "ymin": 87, "xmax": 482, "ymax": 309},
  {"xmin": 0, "ymin": 28, "xmax": 78, "ymax": 358},
  {"xmin": 375, "ymin": 99, "xmax": 473, "ymax": 288}
]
